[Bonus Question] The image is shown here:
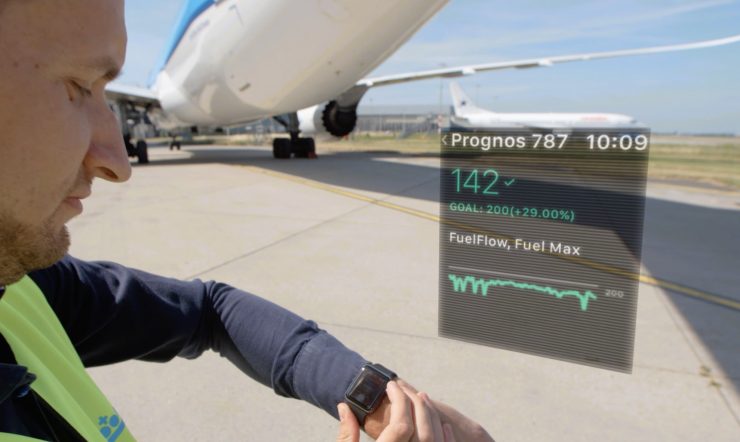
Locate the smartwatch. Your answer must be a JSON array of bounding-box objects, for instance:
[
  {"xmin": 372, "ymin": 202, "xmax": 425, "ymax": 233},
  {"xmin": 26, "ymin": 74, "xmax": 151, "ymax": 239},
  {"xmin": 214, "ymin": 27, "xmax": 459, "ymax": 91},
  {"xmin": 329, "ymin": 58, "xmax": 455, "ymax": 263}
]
[{"xmin": 344, "ymin": 363, "xmax": 397, "ymax": 427}]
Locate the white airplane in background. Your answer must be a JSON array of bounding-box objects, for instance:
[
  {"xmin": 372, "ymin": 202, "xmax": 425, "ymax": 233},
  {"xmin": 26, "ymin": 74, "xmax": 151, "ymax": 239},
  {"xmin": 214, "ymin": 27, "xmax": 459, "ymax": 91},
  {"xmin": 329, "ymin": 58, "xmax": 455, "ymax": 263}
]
[
  {"xmin": 448, "ymin": 82, "xmax": 641, "ymax": 129},
  {"xmin": 105, "ymin": 0, "xmax": 740, "ymax": 162}
]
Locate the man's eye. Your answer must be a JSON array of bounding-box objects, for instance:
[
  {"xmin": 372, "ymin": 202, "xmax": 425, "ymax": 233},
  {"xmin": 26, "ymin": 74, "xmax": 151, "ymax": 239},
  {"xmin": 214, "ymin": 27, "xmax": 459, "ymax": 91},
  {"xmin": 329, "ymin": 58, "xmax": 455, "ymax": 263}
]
[
  {"xmin": 75, "ymin": 83, "xmax": 92, "ymax": 97},
  {"xmin": 70, "ymin": 81, "xmax": 93, "ymax": 98}
]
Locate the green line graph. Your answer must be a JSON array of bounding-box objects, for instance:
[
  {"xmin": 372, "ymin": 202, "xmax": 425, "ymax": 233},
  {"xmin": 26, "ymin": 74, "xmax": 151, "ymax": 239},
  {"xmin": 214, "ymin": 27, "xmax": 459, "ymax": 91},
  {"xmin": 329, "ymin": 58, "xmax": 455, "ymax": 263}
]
[{"xmin": 448, "ymin": 273, "xmax": 597, "ymax": 311}]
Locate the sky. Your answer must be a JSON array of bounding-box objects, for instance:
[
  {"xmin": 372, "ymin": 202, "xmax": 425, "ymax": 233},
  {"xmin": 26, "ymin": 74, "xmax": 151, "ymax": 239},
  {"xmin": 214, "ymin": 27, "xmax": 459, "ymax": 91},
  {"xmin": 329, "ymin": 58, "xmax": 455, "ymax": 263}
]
[{"xmin": 121, "ymin": 0, "xmax": 740, "ymax": 134}]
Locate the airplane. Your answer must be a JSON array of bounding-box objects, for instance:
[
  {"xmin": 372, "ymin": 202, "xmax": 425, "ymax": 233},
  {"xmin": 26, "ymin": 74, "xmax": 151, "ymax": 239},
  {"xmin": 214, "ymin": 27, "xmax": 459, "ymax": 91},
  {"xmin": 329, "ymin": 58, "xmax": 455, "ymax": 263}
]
[
  {"xmin": 448, "ymin": 82, "xmax": 641, "ymax": 129},
  {"xmin": 105, "ymin": 0, "xmax": 740, "ymax": 163}
]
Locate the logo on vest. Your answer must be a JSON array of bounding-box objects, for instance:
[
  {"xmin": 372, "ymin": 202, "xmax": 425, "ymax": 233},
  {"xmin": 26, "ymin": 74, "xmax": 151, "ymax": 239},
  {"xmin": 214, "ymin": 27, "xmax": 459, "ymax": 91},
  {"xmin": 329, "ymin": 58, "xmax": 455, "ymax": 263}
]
[{"xmin": 98, "ymin": 410, "xmax": 126, "ymax": 442}]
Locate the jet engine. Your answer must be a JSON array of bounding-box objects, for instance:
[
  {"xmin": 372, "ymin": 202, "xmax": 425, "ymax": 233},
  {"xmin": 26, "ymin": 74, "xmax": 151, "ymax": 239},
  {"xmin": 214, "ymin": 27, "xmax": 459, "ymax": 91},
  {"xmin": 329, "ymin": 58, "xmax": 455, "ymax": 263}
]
[{"xmin": 297, "ymin": 100, "xmax": 358, "ymax": 139}]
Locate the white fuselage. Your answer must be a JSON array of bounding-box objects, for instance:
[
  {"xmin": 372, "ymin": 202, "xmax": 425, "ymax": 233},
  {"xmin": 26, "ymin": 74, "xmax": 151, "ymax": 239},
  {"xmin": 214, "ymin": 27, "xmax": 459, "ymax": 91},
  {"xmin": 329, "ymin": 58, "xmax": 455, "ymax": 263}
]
[
  {"xmin": 448, "ymin": 81, "xmax": 640, "ymax": 129},
  {"xmin": 453, "ymin": 111, "xmax": 638, "ymax": 129},
  {"xmin": 154, "ymin": 0, "xmax": 447, "ymax": 127}
]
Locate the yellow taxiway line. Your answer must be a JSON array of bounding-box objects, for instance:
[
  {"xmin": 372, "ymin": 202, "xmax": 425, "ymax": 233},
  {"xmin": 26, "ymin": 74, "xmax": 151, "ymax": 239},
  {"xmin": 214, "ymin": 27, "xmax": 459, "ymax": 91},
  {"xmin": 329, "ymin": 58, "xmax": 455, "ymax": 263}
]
[{"xmin": 240, "ymin": 164, "xmax": 740, "ymax": 312}]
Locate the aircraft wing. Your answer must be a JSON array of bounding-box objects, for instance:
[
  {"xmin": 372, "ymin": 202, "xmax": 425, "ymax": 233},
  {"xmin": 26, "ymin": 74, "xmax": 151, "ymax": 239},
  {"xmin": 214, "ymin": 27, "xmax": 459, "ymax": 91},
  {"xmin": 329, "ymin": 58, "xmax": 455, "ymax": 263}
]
[
  {"xmin": 105, "ymin": 82, "xmax": 160, "ymax": 106},
  {"xmin": 355, "ymin": 33, "xmax": 740, "ymax": 89}
]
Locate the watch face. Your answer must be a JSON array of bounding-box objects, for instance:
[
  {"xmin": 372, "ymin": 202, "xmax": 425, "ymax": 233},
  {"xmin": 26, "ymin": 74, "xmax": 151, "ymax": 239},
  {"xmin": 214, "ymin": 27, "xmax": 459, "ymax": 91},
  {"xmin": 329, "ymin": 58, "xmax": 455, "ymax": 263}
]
[{"xmin": 347, "ymin": 367, "xmax": 388, "ymax": 411}]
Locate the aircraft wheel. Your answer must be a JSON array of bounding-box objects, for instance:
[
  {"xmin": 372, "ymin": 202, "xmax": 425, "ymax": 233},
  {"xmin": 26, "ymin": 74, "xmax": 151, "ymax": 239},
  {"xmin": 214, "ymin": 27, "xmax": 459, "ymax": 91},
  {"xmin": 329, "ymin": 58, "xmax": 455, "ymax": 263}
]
[
  {"xmin": 273, "ymin": 138, "xmax": 292, "ymax": 159},
  {"xmin": 293, "ymin": 138, "xmax": 316, "ymax": 158},
  {"xmin": 124, "ymin": 134, "xmax": 136, "ymax": 157},
  {"xmin": 136, "ymin": 140, "xmax": 149, "ymax": 164}
]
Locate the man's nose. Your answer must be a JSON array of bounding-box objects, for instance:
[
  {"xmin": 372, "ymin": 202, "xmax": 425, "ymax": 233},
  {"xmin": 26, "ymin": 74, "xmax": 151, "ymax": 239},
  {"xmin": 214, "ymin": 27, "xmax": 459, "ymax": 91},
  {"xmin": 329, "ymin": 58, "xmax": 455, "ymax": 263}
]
[{"xmin": 84, "ymin": 103, "xmax": 133, "ymax": 183}]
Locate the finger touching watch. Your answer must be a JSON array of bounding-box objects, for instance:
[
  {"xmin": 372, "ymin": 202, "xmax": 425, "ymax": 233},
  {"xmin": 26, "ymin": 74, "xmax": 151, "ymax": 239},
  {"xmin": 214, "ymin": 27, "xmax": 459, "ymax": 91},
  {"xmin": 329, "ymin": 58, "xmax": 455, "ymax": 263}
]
[{"xmin": 344, "ymin": 362, "xmax": 397, "ymax": 427}]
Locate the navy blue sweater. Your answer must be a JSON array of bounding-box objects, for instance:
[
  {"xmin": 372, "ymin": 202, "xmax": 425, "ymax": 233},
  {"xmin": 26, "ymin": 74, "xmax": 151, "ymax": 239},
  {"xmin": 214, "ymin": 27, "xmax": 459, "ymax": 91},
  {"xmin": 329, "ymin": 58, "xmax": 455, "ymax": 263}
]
[{"xmin": 0, "ymin": 255, "xmax": 367, "ymax": 439}]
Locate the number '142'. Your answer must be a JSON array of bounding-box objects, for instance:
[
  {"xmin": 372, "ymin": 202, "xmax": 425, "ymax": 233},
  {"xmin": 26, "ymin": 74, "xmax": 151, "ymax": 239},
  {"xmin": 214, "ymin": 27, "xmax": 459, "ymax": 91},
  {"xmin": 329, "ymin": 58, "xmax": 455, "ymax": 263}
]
[{"xmin": 451, "ymin": 168, "xmax": 500, "ymax": 195}]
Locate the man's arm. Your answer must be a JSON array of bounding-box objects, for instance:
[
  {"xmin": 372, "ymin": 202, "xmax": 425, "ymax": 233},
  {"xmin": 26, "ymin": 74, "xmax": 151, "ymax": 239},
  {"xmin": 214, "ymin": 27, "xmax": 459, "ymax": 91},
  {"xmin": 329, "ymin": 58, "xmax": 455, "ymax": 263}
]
[{"xmin": 29, "ymin": 255, "xmax": 366, "ymax": 419}]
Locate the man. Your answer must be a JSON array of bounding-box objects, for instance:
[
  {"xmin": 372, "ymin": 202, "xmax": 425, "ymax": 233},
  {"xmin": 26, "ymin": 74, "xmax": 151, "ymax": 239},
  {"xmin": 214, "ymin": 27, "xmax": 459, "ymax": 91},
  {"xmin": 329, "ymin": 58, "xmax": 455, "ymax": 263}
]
[{"xmin": 0, "ymin": 0, "xmax": 493, "ymax": 440}]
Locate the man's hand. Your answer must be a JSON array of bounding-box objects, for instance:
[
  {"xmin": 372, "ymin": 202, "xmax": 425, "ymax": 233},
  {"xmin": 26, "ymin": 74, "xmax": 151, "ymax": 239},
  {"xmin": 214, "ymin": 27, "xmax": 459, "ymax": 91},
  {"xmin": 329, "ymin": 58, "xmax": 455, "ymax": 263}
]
[
  {"xmin": 336, "ymin": 381, "xmax": 456, "ymax": 442},
  {"xmin": 363, "ymin": 379, "xmax": 494, "ymax": 442}
]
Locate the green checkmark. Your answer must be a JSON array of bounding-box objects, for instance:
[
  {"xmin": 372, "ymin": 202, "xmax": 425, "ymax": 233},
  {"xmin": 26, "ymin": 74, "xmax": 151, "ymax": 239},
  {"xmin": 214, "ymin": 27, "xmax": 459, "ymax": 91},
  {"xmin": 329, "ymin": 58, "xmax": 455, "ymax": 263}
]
[{"xmin": 504, "ymin": 178, "xmax": 516, "ymax": 186}]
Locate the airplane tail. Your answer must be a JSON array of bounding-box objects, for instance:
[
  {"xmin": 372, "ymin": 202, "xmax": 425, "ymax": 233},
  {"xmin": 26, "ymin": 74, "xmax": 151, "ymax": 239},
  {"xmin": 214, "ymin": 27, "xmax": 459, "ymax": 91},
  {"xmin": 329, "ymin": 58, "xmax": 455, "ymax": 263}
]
[{"xmin": 450, "ymin": 81, "xmax": 485, "ymax": 116}]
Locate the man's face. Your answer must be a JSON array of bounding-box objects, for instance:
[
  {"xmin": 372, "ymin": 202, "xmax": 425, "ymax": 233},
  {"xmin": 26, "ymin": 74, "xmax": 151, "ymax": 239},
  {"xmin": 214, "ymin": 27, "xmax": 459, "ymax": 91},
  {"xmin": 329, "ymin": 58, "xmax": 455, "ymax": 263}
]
[{"xmin": 0, "ymin": 0, "xmax": 130, "ymax": 285}]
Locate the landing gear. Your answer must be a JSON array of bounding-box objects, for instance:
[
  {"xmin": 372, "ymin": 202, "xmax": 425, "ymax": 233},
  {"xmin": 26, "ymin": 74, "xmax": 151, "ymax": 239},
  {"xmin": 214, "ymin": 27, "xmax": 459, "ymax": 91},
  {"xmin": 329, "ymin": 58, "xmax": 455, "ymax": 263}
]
[
  {"xmin": 124, "ymin": 134, "xmax": 149, "ymax": 164},
  {"xmin": 272, "ymin": 138, "xmax": 292, "ymax": 159},
  {"xmin": 135, "ymin": 140, "xmax": 149, "ymax": 164},
  {"xmin": 169, "ymin": 134, "xmax": 181, "ymax": 150},
  {"xmin": 272, "ymin": 137, "xmax": 315, "ymax": 159},
  {"xmin": 292, "ymin": 138, "xmax": 315, "ymax": 158},
  {"xmin": 272, "ymin": 112, "xmax": 316, "ymax": 159},
  {"xmin": 117, "ymin": 105, "xmax": 150, "ymax": 164}
]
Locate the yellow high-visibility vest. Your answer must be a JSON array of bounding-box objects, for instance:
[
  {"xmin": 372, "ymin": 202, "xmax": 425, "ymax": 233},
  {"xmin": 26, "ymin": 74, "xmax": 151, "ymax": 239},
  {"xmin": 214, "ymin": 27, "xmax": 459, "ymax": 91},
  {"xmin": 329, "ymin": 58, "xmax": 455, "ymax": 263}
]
[{"xmin": 0, "ymin": 276, "xmax": 135, "ymax": 441}]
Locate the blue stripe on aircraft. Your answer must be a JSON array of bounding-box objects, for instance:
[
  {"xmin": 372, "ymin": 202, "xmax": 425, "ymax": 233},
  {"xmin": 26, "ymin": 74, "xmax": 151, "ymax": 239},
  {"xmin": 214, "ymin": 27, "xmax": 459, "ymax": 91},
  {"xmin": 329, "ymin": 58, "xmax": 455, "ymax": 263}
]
[{"xmin": 148, "ymin": 0, "xmax": 215, "ymax": 86}]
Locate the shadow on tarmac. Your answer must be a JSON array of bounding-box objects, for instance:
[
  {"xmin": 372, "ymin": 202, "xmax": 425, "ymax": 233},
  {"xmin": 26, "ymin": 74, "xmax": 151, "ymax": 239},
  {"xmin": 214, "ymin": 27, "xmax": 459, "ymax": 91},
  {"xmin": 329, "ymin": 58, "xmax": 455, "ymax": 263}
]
[{"xmin": 135, "ymin": 144, "xmax": 740, "ymax": 393}]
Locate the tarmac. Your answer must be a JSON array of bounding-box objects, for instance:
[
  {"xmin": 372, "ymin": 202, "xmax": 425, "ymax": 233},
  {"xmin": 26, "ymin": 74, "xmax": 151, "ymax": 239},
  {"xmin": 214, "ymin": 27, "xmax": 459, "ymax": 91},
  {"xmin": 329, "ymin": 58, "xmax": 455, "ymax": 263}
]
[{"xmin": 67, "ymin": 144, "xmax": 740, "ymax": 441}]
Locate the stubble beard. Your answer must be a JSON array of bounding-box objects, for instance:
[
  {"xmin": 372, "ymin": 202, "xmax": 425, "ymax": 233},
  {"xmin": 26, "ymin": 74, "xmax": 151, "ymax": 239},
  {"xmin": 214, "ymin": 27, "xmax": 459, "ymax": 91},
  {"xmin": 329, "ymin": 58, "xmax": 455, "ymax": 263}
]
[{"xmin": 0, "ymin": 213, "xmax": 70, "ymax": 286}]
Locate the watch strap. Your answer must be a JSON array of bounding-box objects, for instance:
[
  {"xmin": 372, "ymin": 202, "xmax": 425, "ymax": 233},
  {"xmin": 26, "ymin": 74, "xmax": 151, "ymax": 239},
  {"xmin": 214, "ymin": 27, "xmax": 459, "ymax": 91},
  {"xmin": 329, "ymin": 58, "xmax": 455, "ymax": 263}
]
[
  {"xmin": 372, "ymin": 363, "xmax": 397, "ymax": 380},
  {"xmin": 348, "ymin": 401, "xmax": 369, "ymax": 427}
]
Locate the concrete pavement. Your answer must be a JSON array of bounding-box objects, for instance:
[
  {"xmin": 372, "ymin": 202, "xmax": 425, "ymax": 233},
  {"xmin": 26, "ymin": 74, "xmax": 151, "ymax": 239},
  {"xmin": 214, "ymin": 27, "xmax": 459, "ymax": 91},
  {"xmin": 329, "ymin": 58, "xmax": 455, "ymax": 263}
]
[{"xmin": 68, "ymin": 144, "xmax": 740, "ymax": 441}]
